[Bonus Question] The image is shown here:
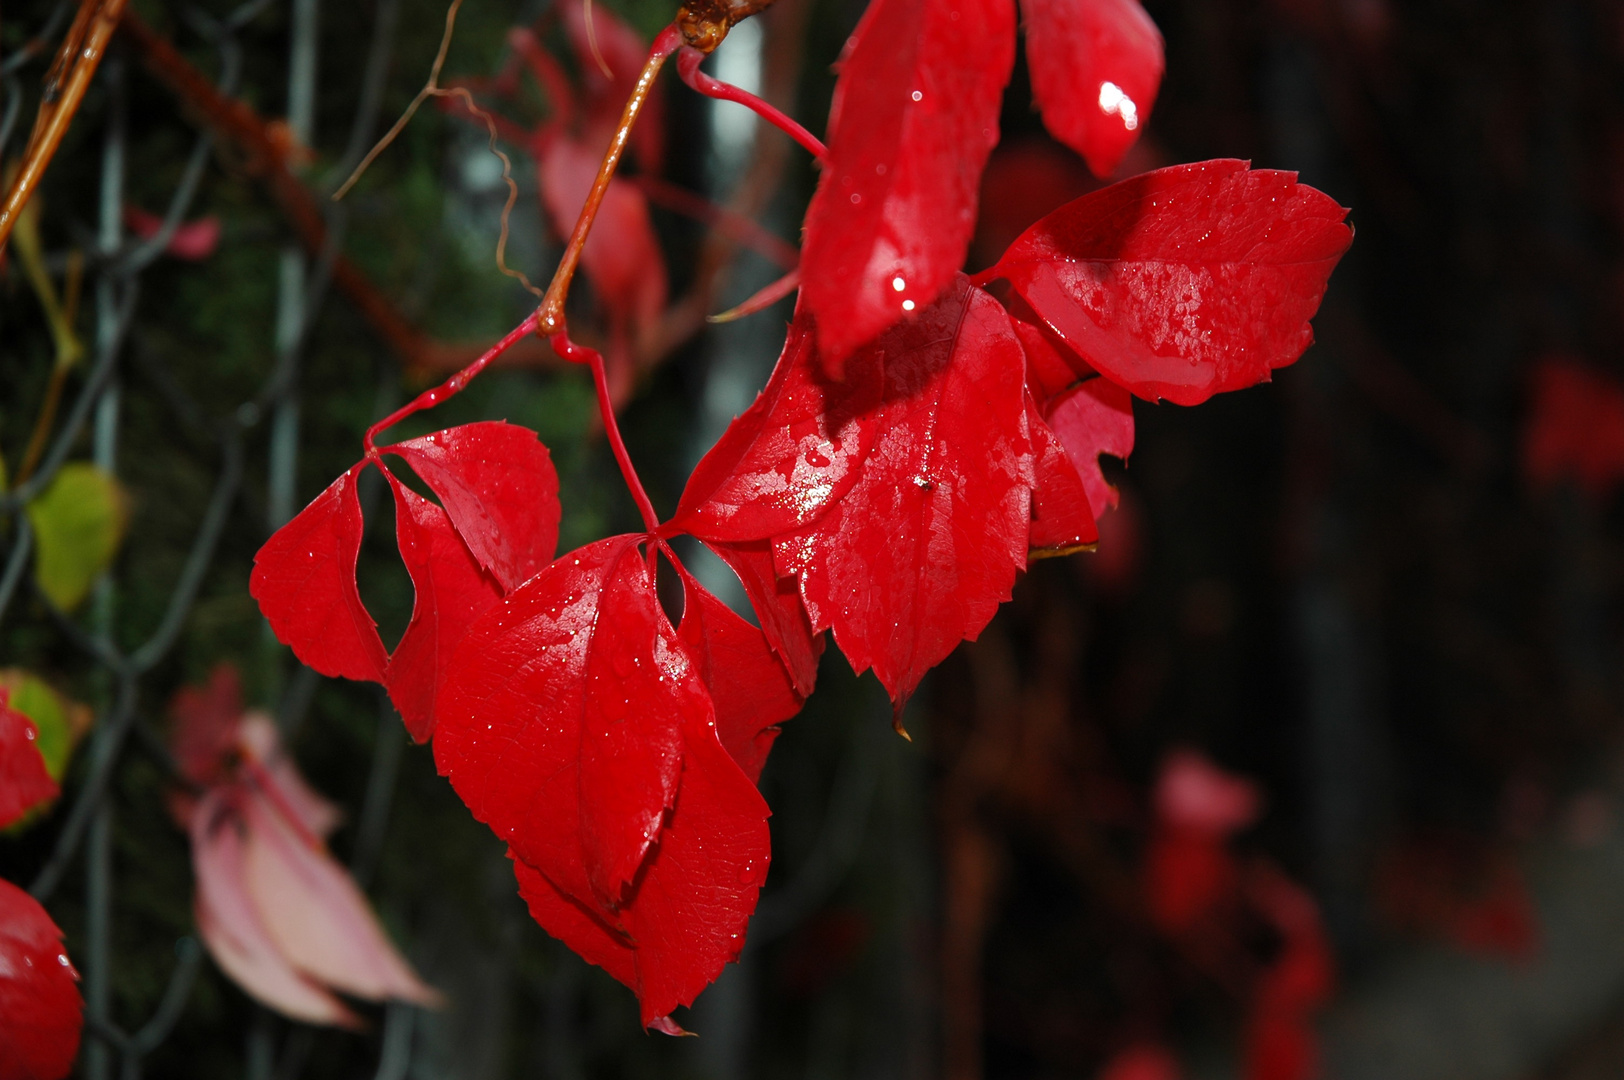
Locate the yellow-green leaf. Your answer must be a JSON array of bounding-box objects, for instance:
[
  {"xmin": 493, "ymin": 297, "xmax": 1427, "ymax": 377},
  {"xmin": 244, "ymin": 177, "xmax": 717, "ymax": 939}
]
[
  {"xmin": 0, "ymin": 669, "xmax": 90, "ymax": 782},
  {"xmin": 26, "ymin": 463, "xmax": 130, "ymax": 610}
]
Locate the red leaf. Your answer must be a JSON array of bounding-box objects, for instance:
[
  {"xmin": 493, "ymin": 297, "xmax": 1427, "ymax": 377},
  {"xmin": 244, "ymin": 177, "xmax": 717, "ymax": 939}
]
[
  {"xmin": 433, "ymin": 536, "xmax": 686, "ymax": 911},
  {"xmin": 1047, "ymin": 376, "xmax": 1135, "ymax": 517},
  {"xmin": 673, "ymin": 559, "xmax": 803, "ymax": 784},
  {"xmin": 559, "ymin": 0, "xmax": 665, "ymax": 168},
  {"xmin": 540, "ymin": 140, "xmax": 668, "ymax": 334},
  {"xmin": 669, "ymin": 312, "xmax": 883, "ymax": 543},
  {"xmin": 0, "ymin": 878, "xmax": 81, "ymax": 1080},
  {"xmin": 190, "ymin": 792, "xmax": 361, "ymax": 1029},
  {"xmin": 510, "ymin": 684, "xmax": 769, "ymax": 1025},
  {"xmin": 991, "ymin": 160, "xmax": 1353, "ymax": 405},
  {"xmin": 772, "ymin": 276, "xmax": 1032, "ymax": 708},
  {"xmin": 0, "ymin": 690, "xmax": 58, "ymax": 829},
  {"xmin": 168, "ymin": 664, "xmax": 243, "ymax": 791},
  {"xmin": 703, "ymin": 540, "xmax": 824, "ymax": 698},
  {"xmin": 250, "ymin": 466, "xmax": 387, "ymax": 683},
  {"xmin": 1022, "ymin": 0, "xmax": 1164, "ymax": 178},
  {"xmin": 384, "ymin": 422, "xmax": 560, "ymax": 593},
  {"xmin": 1145, "ymin": 827, "xmax": 1235, "ymax": 933},
  {"xmin": 1154, "ymin": 749, "xmax": 1261, "ymax": 836},
  {"xmin": 1242, "ymin": 1011, "xmax": 1318, "ymax": 1080},
  {"xmin": 123, "ymin": 206, "xmax": 222, "ymax": 261},
  {"xmin": 1522, "ymin": 355, "xmax": 1624, "ymax": 497},
  {"xmin": 1028, "ymin": 394, "xmax": 1100, "ymax": 555},
  {"xmin": 384, "ymin": 479, "xmax": 503, "ymax": 741},
  {"xmin": 799, "ymin": 0, "xmax": 1015, "ymax": 374},
  {"xmin": 1096, "ymin": 1044, "xmax": 1182, "ymax": 1080}
]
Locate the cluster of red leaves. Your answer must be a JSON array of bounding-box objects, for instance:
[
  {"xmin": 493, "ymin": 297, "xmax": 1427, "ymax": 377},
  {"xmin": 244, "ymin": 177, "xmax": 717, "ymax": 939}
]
[
  {"xmin": 168, "ymin": 667, "xmax": 441, "ymax": 1027},
  {"xmin": 0, "ymin": 690, "xmax": 81, "ymax": 1080},
  {"xmin": 1140, "ymin": 752, "xmax": 1335, "ymax": 1080},
  {"xmin": 253, "ymin": 0, "xmax": 1350, "ymax": 1030}
]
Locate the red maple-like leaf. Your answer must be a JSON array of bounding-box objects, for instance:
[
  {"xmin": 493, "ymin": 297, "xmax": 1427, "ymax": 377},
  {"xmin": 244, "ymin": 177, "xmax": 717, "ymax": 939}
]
[
  {"xmin": 252, "ymin": 422, "xmax": 558, "ymax": 739},
  {"xmin": 798, "ymin": 0, "xmax": 1014, "ymax": 374},
  {"xmin": 772, "ymin": 276, "xmax": 1032, "ymax": 709},
  {"xmin": 0, "ymin": 878, "xmax": 82, "ymax": 1080},
  {"xmin": 986, "ymin": 160, "xmax": 1353, "ymax": 405},
  {"xmin": 0, "ymin": 690, "xmax": 58, "ymax": 829},
  {"xmin": 1021, "ymin": 0, "xmax": 1164, "ymax": 178},
  {"xmin": 433, "ymin": 535, "xmax": 776, "ymax": 1025}
]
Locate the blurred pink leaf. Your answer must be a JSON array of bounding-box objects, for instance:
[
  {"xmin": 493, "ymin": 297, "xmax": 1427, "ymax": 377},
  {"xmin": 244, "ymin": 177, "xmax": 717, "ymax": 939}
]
[
  {"xmin": 191, "ymin": 791, "xmax": 361, "ymax": 1029},
  {"xmin": 1154, "ymin": 749, "xmax": 1261, "ymax": 836},
  {"xmin": 240, "ymin": 783, "xmax": 442, "ymax": 1007}
]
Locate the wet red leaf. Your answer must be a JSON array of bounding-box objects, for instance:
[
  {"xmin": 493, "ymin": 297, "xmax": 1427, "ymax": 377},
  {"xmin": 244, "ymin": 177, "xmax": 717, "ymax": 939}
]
[
  {"xmin": 0, "ymin": 691, "xmax": 57, "ymax": 830},
  {"xmin": 385, "ymin": 479, "xmax": 503, "ymax": 741},
  {"xmin": 989, "ymin": 160, "xmax": 1353, "ymax": 405},
  {"xmin": 1027, "ymin": 394, "xmax": 1100, "ymax": 555},
  {"xmin": 1046, "ymin": 376, "xmax": 1135, "ymax": 518},
  {"xmin": 251, "ymin": 467, "xmax": 387, "ymax": 683},
  {"xmin": 702, "ymin": 540, "xmax": 823, "ymax": 698},
  {"xmin": 384, "ymin": 421, "xmax": 559, "ymax": 593},
  {"xmin": 435, "ymin": 536, "xmax": 774, "ymax": 1025},
  {"xmin": 0, "ymin": 878, "xmax": 81, "ymax": 1080},
  {"xmin": 669, "ymin": 312, "xmax": 883, "ymax": 543},
  {"xmin": 799, "ymin": 0, "xmax": 1015, "ymax": 374},
  {"xmin": 673, "ymin": 558, "xmax": 802, "ymax": 784},
  {"xmin": 772, "ymin": 276, "xmax": 1032, "ymax": 709},
  {"xmin": 1022, "ymin": 0, "xmax": 1164, "ymax": 178}
]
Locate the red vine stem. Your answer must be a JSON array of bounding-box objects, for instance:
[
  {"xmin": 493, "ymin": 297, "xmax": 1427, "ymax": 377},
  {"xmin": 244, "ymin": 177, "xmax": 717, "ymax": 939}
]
[
  {"xmin": 537, "ymin": 25, "xmax": 683, "ymax": 336},
  {"xmin": 363, "ymin": 311, "xmax": 542, "ymax": 451},
  {"xmin": 551, "ymin": 332, "xmax": 661, "ymax": 534},
  {"xmin": 676, "ymin": 46, "xmax": 826, "ymax": 160}
]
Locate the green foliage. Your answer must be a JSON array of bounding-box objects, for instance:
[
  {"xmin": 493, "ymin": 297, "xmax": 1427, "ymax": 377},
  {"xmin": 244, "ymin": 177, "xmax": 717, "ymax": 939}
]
[{"xmin": 25, "ymin": 462, "xmax": 129, "ymax": 611}]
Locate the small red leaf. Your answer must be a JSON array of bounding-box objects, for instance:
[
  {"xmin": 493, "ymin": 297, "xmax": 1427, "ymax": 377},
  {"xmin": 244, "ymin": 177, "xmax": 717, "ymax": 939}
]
[
  {"xmin": 511, "ymin": 688, "xmax": 769, "ymax": 1026},
  {"xmin": 673, "ymin": 559, "xmax": 803, "ymax": 784},
  {"xmin": 385, "ymin": 422, "xmax": 561, "ymax": 593},
  {"xmin": 385, "ymin": 479, "xmax": 503, "ymax": 741},
  {"xmin": 124, "ymin": 206, "xmax": 223, "ymax": 260},
  {"xmin": 1154, "ymin": 749, "xmax": 1261, "ymax": 836},
  {"xmin": 704, "ymin": 540, "xmax": 824, "ymax": 698},
  {"xmin": 992, "ymin": 160, "xmax": 1353, "ymax": 405},
  {"xmin": 168, "ymin": 664, "xmax": 243, "ymax": 791},
  {"xmin": 250, "ymin": 467, "xmax": 387, "ymax": 683},
  {"xmin": 799, "ymin": 0, "xmax": 1015, "ymax": 373},
  {"xmin": 1046, "ymin": 377, "xmax": 1135, "ymax": 517},
  {"xmin": 433, "ymin": 536, "xmax": 685, "ymax": 912},
  {"xmin": 1022, "ymin": 0, "xmax": 1164, "ymax": 178},
  {"xmin": 540, "ymin": 140, "xmax": 668, "ymax": 334},
  {"xmin": 1027, "ymin": 395, "xmax": 1100, "ymax": 555},
  {"xmin": 0, "ymin": 878, "xmax": 82, "ymax": 1080},
  {"xmin": 772, "ymin": 276, "xmax": 1032, "ymax": 708},
  {"xmin": 0, "ymin": 690, "xmax": 59, "ymax": 829},
  {"xmin": 670, "ymin": 313, "xmax": 883, "ymax": 542},
  {"xmin": 1522, "ymin": 355, "xmax": 1624, "ymax": 497}
]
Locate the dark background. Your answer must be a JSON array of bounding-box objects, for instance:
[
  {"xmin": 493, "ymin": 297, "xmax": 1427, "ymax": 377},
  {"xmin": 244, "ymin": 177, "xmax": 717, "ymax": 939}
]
[{"xmin": 5, "ymin": 0, "xmax": 1624, "ymax": 1076}]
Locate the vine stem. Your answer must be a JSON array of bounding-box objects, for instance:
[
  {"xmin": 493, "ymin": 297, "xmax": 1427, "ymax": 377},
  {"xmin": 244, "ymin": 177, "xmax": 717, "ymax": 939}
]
[
  {"xmin": 363, "ymin": 311, "xmax": 540, "ymax": 451},
  {"xmin": 552, "ymin": 332, "xmax": 661, "ymax": 534},
  {"xmin": 676, "ymin": 46, "xmax": 826, "ymax": 159},
  {"xmin": 537, "ymin": 24, "xmax": 682, "ymax": 336}
]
